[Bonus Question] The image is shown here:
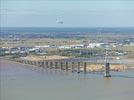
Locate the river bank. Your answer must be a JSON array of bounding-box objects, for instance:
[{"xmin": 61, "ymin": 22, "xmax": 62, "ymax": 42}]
[{"xmin": 1, "ymin": 59, "xmax": 134, "ymax": 100}]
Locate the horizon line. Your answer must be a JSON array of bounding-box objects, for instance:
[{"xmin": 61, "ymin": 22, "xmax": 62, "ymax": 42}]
[{"xmin": 1, "ymin": 26, "xmax": 134, "ymax": 28}]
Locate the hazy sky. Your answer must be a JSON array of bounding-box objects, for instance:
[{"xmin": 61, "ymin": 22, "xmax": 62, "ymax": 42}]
[{"xmin": 1, "ymin": 0, "xmax": 134, "ymax": 27}]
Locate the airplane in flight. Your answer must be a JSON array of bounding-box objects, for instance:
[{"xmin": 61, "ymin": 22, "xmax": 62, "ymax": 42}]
[{"xmin": 56, "ymin": 17, "xmax": 64, "ymax": 24}]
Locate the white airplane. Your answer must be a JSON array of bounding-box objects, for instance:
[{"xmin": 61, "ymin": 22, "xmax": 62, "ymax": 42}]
[{"xmin": 56, "ymin": 17, "xmax": 64, "ymax": 24}]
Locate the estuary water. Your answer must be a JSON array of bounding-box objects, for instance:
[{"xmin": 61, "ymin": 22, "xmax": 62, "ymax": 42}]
[{"xmin": 0, "ymin": 60, "xmax": 134, "ymax": 100}]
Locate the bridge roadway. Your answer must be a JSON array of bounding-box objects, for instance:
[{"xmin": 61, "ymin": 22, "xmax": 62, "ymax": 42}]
[{"xmin": 58, "ymin": 57, "xmax": 134, "ymax": 65}]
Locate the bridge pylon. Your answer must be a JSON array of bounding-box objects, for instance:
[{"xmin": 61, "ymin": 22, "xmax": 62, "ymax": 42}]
[
  {"xmin": 104, "ymin": 48, "xmax": 111, "ymax": 77},
  {"xmin": 104, "ymin": 63, "xmax": 111, "ymax": 77}
]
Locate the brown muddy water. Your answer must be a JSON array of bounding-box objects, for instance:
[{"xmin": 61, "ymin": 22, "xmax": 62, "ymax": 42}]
[{"xmin": 0, "ymin": 59, "xmax": 134, "ymax": 100}]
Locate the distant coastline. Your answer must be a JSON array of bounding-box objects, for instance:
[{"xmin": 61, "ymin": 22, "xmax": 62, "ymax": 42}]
[{"xmin": 1, "ymin": 27, "xmax": 134, "ymax": 33}]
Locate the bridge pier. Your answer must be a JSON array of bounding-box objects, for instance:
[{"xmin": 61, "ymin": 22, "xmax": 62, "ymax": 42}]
[
  {"xmin": 25, "ymin": 60, "xmax": 27, "ymax": 64},
  {"xmin": 31, "ymin": 61, "xmax": 34, "ymax": 65},
  {"xmin": 84, "ymin": 62, "xmax": 87, "ymax": 74},
  {"xmin": 77, "ymin": 62, "xmax": 80, "ymax": 73},
  {"xmin": 60, "ymin": 62, "xmax": 63, "ymax": 70},
  {"xmin": 24, "ymin": 60, "xmax": 27, "ymax": 64},
  {"xmin": 104, "ymin": 63, "xmax": 111, "ymax": 77},
  {"xmin": 55, "ymin": 62, "xmax": 58, "ymax": 69},
  {"xmin": 33, "ymin": 61, "xmax": 36, "ymax": 66},
  {"xmin": 21, "ymin": 60, "xmax": 23, "ymax": 63},
  {"xmin": 65, "ymin": 62, "xmax": 68, "ymax": 71},
  {"xmin": 15, "ymin": 59, "xmax": 18, "ymax": 62},
  {"xmin": 27, "ymin": 60, "xmax": 28, "ymax": 64},
  {"xmin": 37, "ymin": 61, "xmax": 40, "ymax": 67},
  {"xmin": 36, "ymin": 61, "xmax": 38, "ymax": 66},
  {"xmin": 71, "ymin": 62, "xmax": 74, "ymax": 72},
  {"xmin": 19, "ymin": 60, "xmax": 21, "ymax": 63},
  {"xmin": 28, "ymin": 60, "xmax": 30, "ymax": 64},
  {"xmin": 50, "ymin": 61, "xmax": 53, "ymax": 69},
  {"xmin": 24, "ymin": 60, "xmax": 26, "ymax": 64},
  {"xmin": 40, "ymin": 61, "xmax": 43, "ymax": 67},
  {"xmin": 42, "ymin": 61, "xmax": 45, "ymax": 68},
  {"xmin": 40, "ymin": 61, "xmax": 42, "ymax": 67},
  {"xmin": 30, "ymin": 61, "xmax": 32, "ymax": 65},
  {"xmin": 43, "ymin": 61, "xmax": 46, "ymax": 68},
  {"xmin": 46, "ymin": 61, "xmax": 49, "ymax": 68}
]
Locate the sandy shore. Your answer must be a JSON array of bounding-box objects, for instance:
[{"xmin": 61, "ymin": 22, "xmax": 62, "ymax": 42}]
[
  {"xmin": 20, "ymin": 55, "xmax": 69, "ymax": 61},
  {"xmin": 80, "ymin": 64, "xmax": 127, "ymax": 72}
]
